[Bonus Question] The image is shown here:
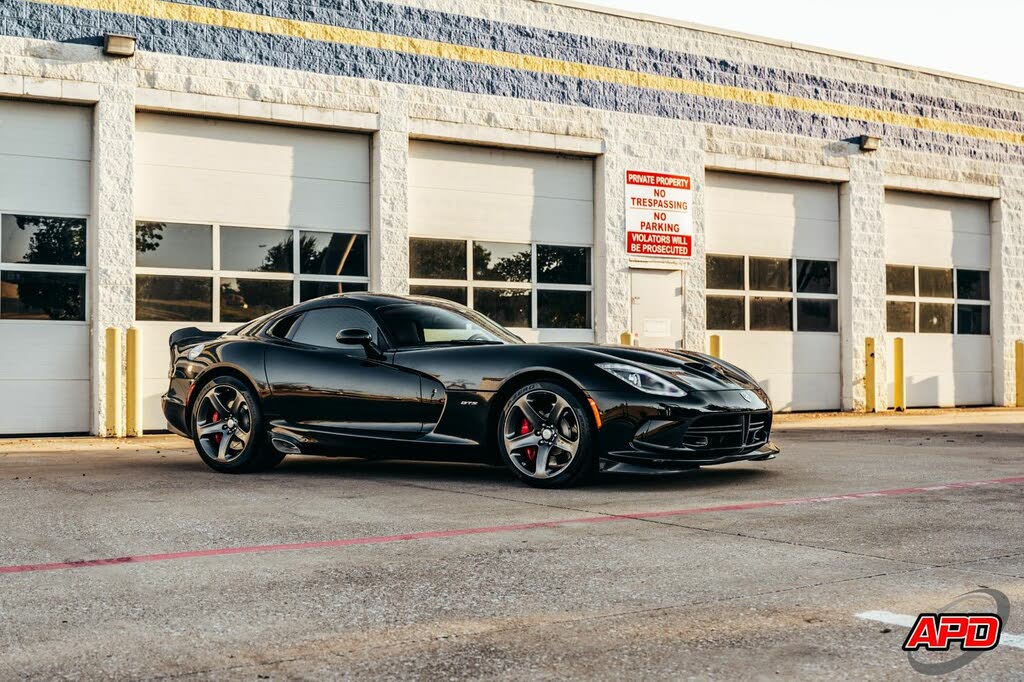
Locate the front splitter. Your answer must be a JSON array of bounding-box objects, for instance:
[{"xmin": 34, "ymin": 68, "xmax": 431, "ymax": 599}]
[{"xmin": 599, "ymin": 441, "xmax": 780, "ymax": 475}]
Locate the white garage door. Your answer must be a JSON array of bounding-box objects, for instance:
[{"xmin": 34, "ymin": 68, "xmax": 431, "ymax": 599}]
[
  {"xmin": 884, "ymin": 191, "xmax": 992, "ymax": 407},
  {"xmin": 408, "ymin": 141, "xmax": 594, "ymax": 343},
  {"xmin": 0, "ymin": 101, "xmax": 91, "ymax": 434},
  {"xmin": 135, "ymin": 114, "xmax": 370, "ymax": 430},
  {"xmin": 705, "ymin": 172, "xmax": 841, "ymax": 412}
]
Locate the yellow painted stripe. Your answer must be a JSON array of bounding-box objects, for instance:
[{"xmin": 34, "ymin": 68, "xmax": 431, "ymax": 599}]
[{"xmin": 45, "ymin": 0, "xmax": 1024, "ymax": 147}]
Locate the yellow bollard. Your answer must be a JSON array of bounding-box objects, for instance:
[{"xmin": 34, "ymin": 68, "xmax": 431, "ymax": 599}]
[
  {"xmin": 893, "ymin": 337, "xmax": 906, "ymax": 412},
  {"xmin": 864, "ymin": 337, "xmax": 876, "ymax": 413},
  {"xmin": 104, "ymin": 327, "xmax": 124, "ymax": 438},
  {"xmin": 126, "ymin": 327, "xmax": 143, "ymax": 437},
  {"xmin": 1016, "ymin": 340, "xmax": 1024, "ymax": 408},
  {"xmin": 620, "ymin": 331, "xmax": 634, "ymax": 346},
  {"xmin": 709, "ymin": 334, "xmax": 721, "ymax": 359}
]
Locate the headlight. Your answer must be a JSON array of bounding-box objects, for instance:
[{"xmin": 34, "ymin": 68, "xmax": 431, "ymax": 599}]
[
  {"xmin": 597, "ymin": 363, "xmax": 686, "ymax": 397},
  {"xmin": 186, "ymin": 343, "xmax": 205, "ymax": 361}
]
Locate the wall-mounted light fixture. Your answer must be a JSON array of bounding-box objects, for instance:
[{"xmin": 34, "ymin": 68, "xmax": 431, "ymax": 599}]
[
  {"xmin": 103, "ymin": 33, "xmax": 136, "ymax": 57},
  {"xmin": 856, "ymin": 134, "xmax": 881, "ymax": 152}
]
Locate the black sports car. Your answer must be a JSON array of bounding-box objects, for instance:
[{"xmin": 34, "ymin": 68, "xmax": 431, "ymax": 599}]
[{"xmin": 163, "ymin": 294, "xmax": 778, "ymax": 487}]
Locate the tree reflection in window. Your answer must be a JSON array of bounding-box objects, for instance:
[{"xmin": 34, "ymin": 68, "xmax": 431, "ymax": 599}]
[
  {"xmin": 1, "ymin": 215, "xmax": 86, "ymax": 266},
  {"xmin": 1, "ymin": 271, "xmax": 85, "ymax": 320},
  {"xmin": 221, "ymin": 277, "xmax": 292, "ymax": 322},
  {"xmin": 538, "ymin": 245, "xmax": 590, "ymax": 285},
  {"xmin": 473, "ymin": 242, "xmax": 531, "ymax": 282},
  {"xmin": 135, "ymin": 221, "xmax": 164, "ymax": 256},
  {"xmin": 410, "ymin": 238, "xmax": 466, "ymax": 279},
  {"xmin": 301, "ymin": 232, "xmax": 367, "ymax": 277},
  {"xmin": 0, "ymin": 215, "xmax": 87, "ymax": 321}
]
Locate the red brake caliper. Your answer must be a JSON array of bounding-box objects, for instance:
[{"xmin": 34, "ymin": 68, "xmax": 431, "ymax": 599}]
[
  {"xmin": 212, "ymin": 411, "xmax": 221, "ymax": 445},
  {"xmin": 519, "ymin": 417, "xmax": 536, "ymax": 463}
]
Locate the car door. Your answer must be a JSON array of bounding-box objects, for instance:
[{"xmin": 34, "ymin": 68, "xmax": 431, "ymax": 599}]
[{"xmin": 263, "ymin": 305, "xmax": 426, "ymax": 439}]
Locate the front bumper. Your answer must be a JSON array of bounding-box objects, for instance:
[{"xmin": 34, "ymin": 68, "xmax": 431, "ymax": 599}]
[{"xmin": 589, "ymin": 388, "xmax": 780, "ymax": 474}]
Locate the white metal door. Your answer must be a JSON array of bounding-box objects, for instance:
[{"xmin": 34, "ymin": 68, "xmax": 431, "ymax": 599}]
[
  {"xmin": 134, "ymin": 114, "xmax": 371, "ymax": 430},
  {"xmin": 408, "ymin": 142, "xmax": 595, "ymax": 344},
  {"xmin": 630, "ymin": 269, "xmax": 683, "ymax": 349},
  {"xmin": 884, "ymin": 191, "xmax": 992, "ymax": 407},
  {"xmin": 705, "ymin": 172, "xmax": 841, "ymax": 412},
  {"xmin": 0, "ymin": 101, "xmax": 92, "ymax": 434}
]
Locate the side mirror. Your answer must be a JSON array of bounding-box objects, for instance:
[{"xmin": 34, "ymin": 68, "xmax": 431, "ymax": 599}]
[
  {"xmin": 335, "ymin": 328, "xmax": 383, "ymax": 359},
  {"xmin": 336, "ymin": 328, "xmax": 372, "ymax": 346}
]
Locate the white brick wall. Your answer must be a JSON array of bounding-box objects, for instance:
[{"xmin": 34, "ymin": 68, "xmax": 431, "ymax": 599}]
[
  {"xmin": 0, "ymin": 0, "xmax": 1022, "ymax": 433},
  {"xmin": 373, "ymin": 89, "xmax": 411, "ymax": 296},
  {"xmin": 840, "ymin": 157, "xmax": 887, "ymax": 411}
]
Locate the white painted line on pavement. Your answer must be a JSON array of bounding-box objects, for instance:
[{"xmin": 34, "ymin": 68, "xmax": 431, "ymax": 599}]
[{"xmin": 856, "ymin": 611, "xmax": 1024, "ymax": 651}]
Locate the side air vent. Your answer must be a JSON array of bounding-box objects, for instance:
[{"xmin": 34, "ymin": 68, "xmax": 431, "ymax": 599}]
[{"xmin": 271, "ymin": 438, "xmax": 302, "ymax": 454}]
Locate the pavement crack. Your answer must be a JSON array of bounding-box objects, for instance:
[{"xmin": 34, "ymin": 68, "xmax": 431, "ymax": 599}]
[
  {"xmin": 378, "ymin": 478, "xmax": 932, "ymax": 570},
  {"xmin": 928, "ymin": 550, "xmax": 1024, "ymax": 580},
  {"xmin": 612, "ymin": 514, "xmax": 931, "ymax": 568},
  {"xmin": 152, "ymin": 564, "xmax": 931, "ymax": 680}
]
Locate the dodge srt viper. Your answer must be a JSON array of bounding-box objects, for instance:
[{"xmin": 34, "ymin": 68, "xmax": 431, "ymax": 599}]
[{"xmin": 163, "ymin": 294, "xmax": 778, "ymax": 487}]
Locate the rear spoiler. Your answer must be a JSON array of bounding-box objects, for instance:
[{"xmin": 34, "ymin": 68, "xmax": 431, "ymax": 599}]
[{"xmin": 169, "ymin": 327, "xmax": 225, "ymax": 349}]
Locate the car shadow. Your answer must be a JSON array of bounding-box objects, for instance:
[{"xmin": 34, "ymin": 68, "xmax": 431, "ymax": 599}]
[{"xmin": 264, "ymin": 455, "xmax": 780, "ymax": 491}]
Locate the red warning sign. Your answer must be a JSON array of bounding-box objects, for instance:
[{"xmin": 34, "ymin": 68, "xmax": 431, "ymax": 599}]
[{"xmin": 625, "ymin": 170, "xmax": 693, "ymax": 258}]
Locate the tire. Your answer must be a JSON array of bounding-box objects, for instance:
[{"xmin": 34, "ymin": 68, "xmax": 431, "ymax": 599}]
[
  {"xmin": 497, "ymin": 381, "xmax": 596, "ymax": 488},
  {"xmin": 190, "ymin": 375, "xmax": 284, "ymax": 474}
]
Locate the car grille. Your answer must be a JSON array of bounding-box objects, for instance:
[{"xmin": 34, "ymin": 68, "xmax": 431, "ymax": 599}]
[{"xmin": 681, "ymin": 411, "xmax": 772, "ymax": 451}]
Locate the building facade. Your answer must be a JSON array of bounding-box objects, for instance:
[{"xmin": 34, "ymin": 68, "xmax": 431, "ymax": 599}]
[{"xmin": 0, "ymin": 0, "xmax": 1021, "ymax": 435}]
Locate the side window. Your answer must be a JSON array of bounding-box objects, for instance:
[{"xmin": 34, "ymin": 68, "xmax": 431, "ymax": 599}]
[
  {"xmin": 267, "ymin": 313, "xmax": 301, "ymax": 339},
  {"xmin": 290, "ymin": 307, "xmax": 379, "ymax": 350}
]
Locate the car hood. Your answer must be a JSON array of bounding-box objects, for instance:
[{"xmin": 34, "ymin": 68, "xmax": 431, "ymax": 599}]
[{"xmin": 557, "ymin": 343, "xmax": 764, "ymax": 394}]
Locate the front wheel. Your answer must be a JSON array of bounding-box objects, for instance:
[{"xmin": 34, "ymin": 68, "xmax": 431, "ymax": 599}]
[
  {"xmin": 497, "ymin": 381, "xmax": 596, "ymax": 488},
  {"xmin": 191, "ymin": 376, "xmax": 284, "ymax": 473}
]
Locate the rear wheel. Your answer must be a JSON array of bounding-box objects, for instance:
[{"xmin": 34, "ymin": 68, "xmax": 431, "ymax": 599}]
[
  {"xmin": 191, "ymin": 376, "xmax": 284, "ymax": 473},
  {"xmin": 498, "ymin": 381, "xmax": 595, "ymax": 488}
]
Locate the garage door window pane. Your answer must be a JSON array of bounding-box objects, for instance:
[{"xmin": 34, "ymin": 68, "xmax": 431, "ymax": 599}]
[
  {"xmin": 136, "ymin": 275, "xmax": 212, "ymax": 322},
  {"xmin": 1, "ymin": 271, "xmax": 85, "ymax": 320},
  {"xmin": 706, "ymin": 296, "xmax": 744, "ymax": 330},
  {"xmin": 750, "ymin": 297, "xmax": 792, "ymax": 331},
  {"xmin": 299, "ymin": 281, "xmax": 368, "ymax": 302},
  {"xmin": 410, "ymin": 238, "xmax": 466, "ymax": 280},
  {"xmin": 474, "ymin": 288, "xmax": 530, "ymax": 327},
  {"xmin": 796, "ymin": 260, "xmax": 837, "ymax": 295},
  {"xmin": 886, "ymin": 265, "xmax": 916, "ymax": 296},
  {"xmin": 409, "ymin": 284, "xmax": 468, "ymax": 305},
  {"xmin": 919, "ymin": 302, "xmax": 953, "ymax": 334},
  {"xmin": 220, "ymin": 277, "xmax": 292, "ymax": 322},
  {"xmin": 135, "ymin": 222, "xmax": 212, "ymax": 270},
  {"xmin": 220, "ymin": 227, "xmax": 293, "ymax": 273},
  {"xmin": 957, "ymin": 305, "xmax": 990, "ymax": 335},
  {"xmin": 749, "ymin": 257, "xmax": 791, "ymax": 292},
  {"xmin": 300, "ymin": 232, "xmax": 367, "ymax": 277},
  {"xmin": 537, "ymin": 245, "xmax": 591, "ymax": 285},
  {"xmin": 956, "ymin": 270, "xmax": 989, "ymax": 301},
  {"xmin": 918, "ymin": 268, "xmax": 953, "ymax": 298},
  {"xmin": 473, "ymin": 242, "xmax": 531, "ymax": 282},
  {"xmin": 706, "ymin": 255, "xmax": 744, "ymax": 290},
  {"xmin": 796, "ymin": 299, "xmax": 838, "ymax": 332},
  {"xmin": 1, "ymin": 215, "xmax": 86, "ymax": 266},
  {"xmin": 886, "ymin": 301, "xmax": 915, "ymax": 333},
  {"xmin": 538, "ymin": 290, "xmax": 591, "ymax": 329}
]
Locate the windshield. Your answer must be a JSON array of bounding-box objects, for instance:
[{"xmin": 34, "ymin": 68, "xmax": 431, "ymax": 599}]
[{"xmin": 378, "ymin": 302, "xmax": 521, "ymax": 348}]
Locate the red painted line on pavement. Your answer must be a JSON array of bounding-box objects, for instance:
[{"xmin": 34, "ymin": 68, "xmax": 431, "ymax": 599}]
[{"xmin": 3, "ymin": 475, "xmax": 1023, "ymax": 576}]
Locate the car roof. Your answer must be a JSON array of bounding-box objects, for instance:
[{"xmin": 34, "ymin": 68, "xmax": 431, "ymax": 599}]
[{"xmin": 286, "ymin": 292, "xmax": 460, "ymax": 314}]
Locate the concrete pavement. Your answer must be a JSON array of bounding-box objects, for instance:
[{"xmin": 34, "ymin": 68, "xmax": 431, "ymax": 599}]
[{"xmin": 0, "ymin": 409, "xmax": 1022, "ymax": 679}]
